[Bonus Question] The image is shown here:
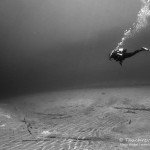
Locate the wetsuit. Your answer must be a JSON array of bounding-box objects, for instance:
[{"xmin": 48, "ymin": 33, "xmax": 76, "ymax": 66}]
[{"xmin": 109, "ymin": 47, "xmax": 149, "ymax": 66}]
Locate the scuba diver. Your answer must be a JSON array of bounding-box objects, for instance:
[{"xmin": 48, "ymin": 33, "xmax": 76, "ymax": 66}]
[{"xmin": 109, "ymin": 47, "xmax": 150, "ymax": 66}]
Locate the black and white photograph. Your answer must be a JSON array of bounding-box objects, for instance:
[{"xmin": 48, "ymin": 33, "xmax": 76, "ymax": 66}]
[{"xmin": 1, "ymin": 0, "xmax": 150, "ymax": 149}]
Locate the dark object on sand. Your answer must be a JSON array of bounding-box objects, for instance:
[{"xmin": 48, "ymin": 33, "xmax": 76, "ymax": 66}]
[{"xmin": 22, "ymin": 117, "xmax": 34, "ymax": 137}]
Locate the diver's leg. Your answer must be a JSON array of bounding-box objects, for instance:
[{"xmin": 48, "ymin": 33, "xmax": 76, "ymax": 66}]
[{"xmin": 124, "ymin": 49, "xmax": 143, "ymax": 58}]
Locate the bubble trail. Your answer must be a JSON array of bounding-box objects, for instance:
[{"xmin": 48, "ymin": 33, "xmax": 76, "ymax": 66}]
[{"xmin": 114, "ymin": 0, "xmax": 150, "ymax": 51}]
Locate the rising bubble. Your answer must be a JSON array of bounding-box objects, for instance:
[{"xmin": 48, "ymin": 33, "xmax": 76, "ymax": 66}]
[{"xmin": 114, "ymin": 0, "xmax": 150, "ymax": 52}]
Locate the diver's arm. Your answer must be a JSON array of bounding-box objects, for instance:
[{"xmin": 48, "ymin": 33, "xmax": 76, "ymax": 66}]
[
  {"xmin": 109, "ymin": 56, "xmax": 112, "ymax": 60},
  {"xmin": 109, "ymin": 54, "xmax": 112, "ymax": 60}
]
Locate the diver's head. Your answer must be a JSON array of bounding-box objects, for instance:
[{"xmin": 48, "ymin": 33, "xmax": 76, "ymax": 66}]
[
  {"xmin": 118, "ymin": 48, "xmax": 124, "ymax": 52},
  {"xmin": 118, "ymin": 48, "xmax": 127, "ymax": 53}
]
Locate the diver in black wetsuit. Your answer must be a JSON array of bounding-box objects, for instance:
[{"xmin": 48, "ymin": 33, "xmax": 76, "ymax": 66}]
[{"xmin": 109, "ymin": 47, "xmax": 150, "ymax": 66}]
